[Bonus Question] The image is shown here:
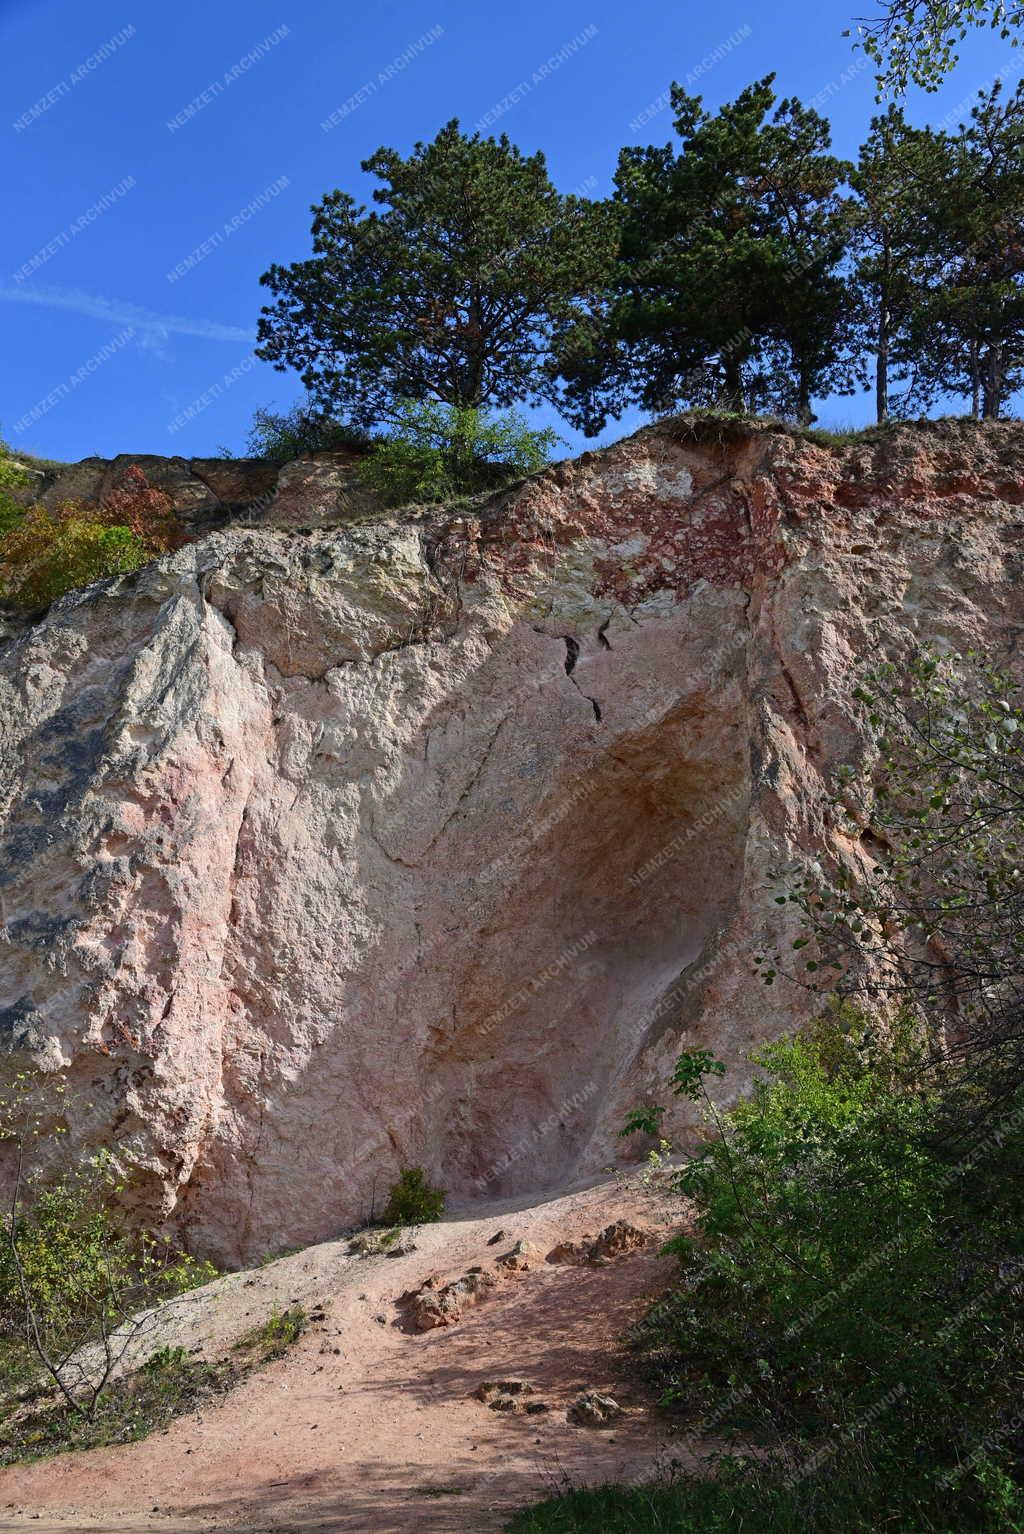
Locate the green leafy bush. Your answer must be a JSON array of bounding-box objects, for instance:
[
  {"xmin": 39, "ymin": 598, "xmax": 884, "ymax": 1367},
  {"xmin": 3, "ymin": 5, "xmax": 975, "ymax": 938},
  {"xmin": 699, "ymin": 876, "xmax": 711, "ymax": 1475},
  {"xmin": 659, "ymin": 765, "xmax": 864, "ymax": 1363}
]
[
  {"xmin": 590, "ymin": 1014, "xmax": 1024, "ymax": 1531},
  {"xmin": 512, "ymin": 1017, "xmax": 1024, "ymax": 1531},
  {"xmin": 359, "ymin": 400, "xmax": 558, "ymax": 505},
  {"xmin": 245, "ymin": 400, "xmax": 370, "ymax": 461},
  {"xmin": 0, "ymin": 1162, "xmax": 212, "ymax": 1336},
  {"xmin": 0, "ymin": 1152, "xmax": 216, "ymax": 1408},
  {"xmin": 0, "ymin": 513, "xmax": 148, "ymax": 606},
  {"xmin": 0, "ymin": 438, "xmax": 30, "ymax": 537},
  {"xmin": 381, "ymin": 1167, "xmax": 445, "ymax": 1226},
  {"xmin": 0, "ymin": 1346, "xmax": 229, "ymax": 1467},
  {"xmin": 0, "ymin": 466, "xmax": 188, "ymax": 609},
  {"xmin": 237, "ymin": 1305, "xmax": 306, "ymax": 1361},
  {"xmin": 0, "ymin": 1074, "xmax": 216, "ymax": 1426}
]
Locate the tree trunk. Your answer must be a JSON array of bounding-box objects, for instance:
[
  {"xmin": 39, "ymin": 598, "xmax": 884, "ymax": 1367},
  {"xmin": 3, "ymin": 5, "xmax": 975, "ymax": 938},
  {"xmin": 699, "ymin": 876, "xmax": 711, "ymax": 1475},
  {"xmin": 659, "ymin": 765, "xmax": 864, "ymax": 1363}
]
[
  {"xmin": 982, "ymin": 342, "xmax": 1002, "ymax": 420},
  {"xmin": 970, "ymin": 340, "xmax": 981, "ymax": 419},
  {"xmin": 464, "ymin": 288, "xmax": 487, "ymax": 411},
  {"xmin": 796, "ymin": 366, "xmax": 813, "ymax": 427},
  {"xmin": 876, "ymin": 250, "xmax": 891, "ymax": 424},
  {"xmin": 722, "ymin": 356, "xmax": 744, "ymax": 413},
  {"xmin": 876, "ymin": 306, "xmax": 889, "ymax": 424}
]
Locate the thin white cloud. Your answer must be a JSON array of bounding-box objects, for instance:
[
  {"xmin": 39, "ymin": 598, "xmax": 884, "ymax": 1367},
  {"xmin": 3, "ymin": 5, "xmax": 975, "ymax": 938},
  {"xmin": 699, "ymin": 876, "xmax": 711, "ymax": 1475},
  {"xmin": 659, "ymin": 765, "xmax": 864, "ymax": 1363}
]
[{"xmin": 0, "ymin": 283, "xmax": 256, "ymax": 349}]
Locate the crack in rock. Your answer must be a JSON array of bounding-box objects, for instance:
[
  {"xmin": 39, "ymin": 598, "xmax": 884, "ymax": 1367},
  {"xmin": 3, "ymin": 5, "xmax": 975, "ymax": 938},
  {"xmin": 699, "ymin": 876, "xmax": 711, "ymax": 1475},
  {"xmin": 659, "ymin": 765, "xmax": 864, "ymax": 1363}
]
[{"xmin": 562, "ymin": 636, "xmax": 602, "ymax": 722}]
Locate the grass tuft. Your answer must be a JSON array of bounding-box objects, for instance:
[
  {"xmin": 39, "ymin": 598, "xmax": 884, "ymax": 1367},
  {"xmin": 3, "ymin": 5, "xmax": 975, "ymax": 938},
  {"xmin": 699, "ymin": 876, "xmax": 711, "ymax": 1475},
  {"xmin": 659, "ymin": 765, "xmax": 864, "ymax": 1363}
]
[{"xmin": 235, "ymin": 1304, "xmax": 307, "ymax": 1361}]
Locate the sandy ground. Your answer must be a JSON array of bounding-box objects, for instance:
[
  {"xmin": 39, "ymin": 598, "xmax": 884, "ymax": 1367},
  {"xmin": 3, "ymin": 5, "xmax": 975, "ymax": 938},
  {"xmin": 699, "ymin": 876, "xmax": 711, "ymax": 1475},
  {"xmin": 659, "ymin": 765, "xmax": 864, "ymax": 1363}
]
[{"xmin": 0, "ymin": 1177, "xmax": 699, "ymax": 1534}]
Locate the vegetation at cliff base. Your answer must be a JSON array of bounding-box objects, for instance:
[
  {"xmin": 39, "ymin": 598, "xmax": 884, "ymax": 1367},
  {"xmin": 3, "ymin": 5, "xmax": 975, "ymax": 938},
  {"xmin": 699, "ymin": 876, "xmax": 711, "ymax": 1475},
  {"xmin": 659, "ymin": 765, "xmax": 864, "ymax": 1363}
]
[
  {"xmin": 510, "ymin": 1015, "xmax": 1024, "ymax": 1532},
  {"xmin": 381, "ymin": 1167, "xmax": 446, "ymax": 1226},
  {"xmin": 511, "ymin": 651, "xmax": 1024, "ymax": 1532},
  {"xmin": 0, "ymin": 1075, "xmax": 219, "ymax": 1461},
  {"xmin": 0, "ymin": 1077, "xmax": 310, "ymax": 1467},
  {"xmin": 0, "ymin": 1347, "xmax": 232, "ymax": 1466},
  {"xmin": 237, "ymin": 1305, "xmax": 307, "ymax": 1361},
  {"xmin": 0, "ymin": 1306, "xmax": 311, "ymax": 1468}
]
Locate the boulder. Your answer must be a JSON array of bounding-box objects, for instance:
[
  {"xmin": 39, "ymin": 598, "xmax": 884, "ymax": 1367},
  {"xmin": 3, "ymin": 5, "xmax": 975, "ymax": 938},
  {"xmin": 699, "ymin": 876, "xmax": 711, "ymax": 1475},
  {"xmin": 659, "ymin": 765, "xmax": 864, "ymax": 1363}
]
[
  {"xmin": 495, "ymin": 1240, "xmax": 538, "ymax": 1272},
  {"xmin": 257, "ymin": 451, "xmax": 379, "ymax": 529},
  {"xmin": 546, "ymin": 1221, "xmax": 648, "ymax": 1266},
  {"xmin": 567, "ymin": 1390, "xmax": 622, "ymax": 1427}
]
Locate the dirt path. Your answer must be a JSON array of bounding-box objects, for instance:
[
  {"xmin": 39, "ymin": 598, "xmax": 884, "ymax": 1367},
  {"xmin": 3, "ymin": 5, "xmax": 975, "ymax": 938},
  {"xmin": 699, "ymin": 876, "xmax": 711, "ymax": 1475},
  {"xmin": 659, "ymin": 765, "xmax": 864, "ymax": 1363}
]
[{"xmin": 0, "ymin": 1179, "xmax": 697, "ymax": 1534}]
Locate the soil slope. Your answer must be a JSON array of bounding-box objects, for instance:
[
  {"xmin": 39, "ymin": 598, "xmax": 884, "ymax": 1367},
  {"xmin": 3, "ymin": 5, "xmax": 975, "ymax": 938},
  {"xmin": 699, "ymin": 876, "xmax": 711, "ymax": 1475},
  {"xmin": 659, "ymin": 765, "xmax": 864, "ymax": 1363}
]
[{"xmin": 0, "ymin": 1178, "xmax": 691, "ymax": 1533}]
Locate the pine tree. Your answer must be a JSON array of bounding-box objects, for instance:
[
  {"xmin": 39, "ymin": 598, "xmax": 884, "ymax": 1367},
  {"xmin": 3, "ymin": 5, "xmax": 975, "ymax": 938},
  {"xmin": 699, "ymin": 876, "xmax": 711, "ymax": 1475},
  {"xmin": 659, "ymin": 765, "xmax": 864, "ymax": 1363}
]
[
  {"xmin": 755, "ymin": 94, "xmax": 855, "ymax": 423},
  {"xmin": 256, "ymin": 120, "xmax": 618, "ymax": 427},
  {"xmin": 908, "ymin": 82, "xmax": 1024, "ymax": 417},
  {"xmin": 553, "ymin": 77, "xmax": 853, "ymax": 431},
  {"xmin": 848, "ymin": 107, "xmax": 947, "ymax": 421}
]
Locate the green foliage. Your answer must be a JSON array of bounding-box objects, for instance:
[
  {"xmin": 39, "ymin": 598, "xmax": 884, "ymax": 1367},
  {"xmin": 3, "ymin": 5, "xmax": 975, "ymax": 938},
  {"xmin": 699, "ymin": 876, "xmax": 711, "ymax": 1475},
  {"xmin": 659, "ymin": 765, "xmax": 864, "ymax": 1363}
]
[
  {"xmin": 0, "ymin": 438, "xmax": 30, "ymax": 538},
  {"xmin": 253, "ymin": 86, "xmax": 1024, "ymax": 436},
  {"xmin": 522, "ymin": 1006, "xmax": 1024, "ymax": 1530},
  {"xmin": 245, "ymin": 399, "xmax": 371, "ymax": 462},
  {"xmin": 0, "ymin": 1152, "xmax": 216, "ymax": 1393},
  {"xmin": 575, "ymin": 645, "xmax": 1021, "ymax": 1532},
  {"xmin": 502, "ymin": 1474, "xmax": 870, "ymax": 1533},
  {"xmin": 0, "ymin": 1297, "xmax": 314, "ymax": 1468},
  {"xmin": 847, "ymin": 107, "xmax": 949, "ymax": 421},
  {"xmin": 607, "ymin": 1012, "xmax": 1024, "ymax": 1530},
  {"xmin": 0, "ymin": 512, "xmax": 148, "ymax": 607},
  {"xmin": 670, "ymin": 1048, "xmax": 727, "ymax": 1101},
  {"xmin": 256, "ymin": 118, "xmax": 618, "ymax": 425},
  {"xmin": 3, "ymin": 1165, "xmax": 184, "ymax": 1330},
  {"xmin": 359, "ymin": 400, "xmax": 557, "ymax": 505},
  {"xmin": 619, "ymin": 1105, "xmax": 666, "ymax": 1139},
  {"xmin": 0, "ymin": 466, "xmax": 188, "ymax": 610},
  {"xmin": 506, "ymin": 1461, "xmax": 1024, "ymax": 1532},
  {"xmin": 903, "ymin": 83, "xmax": 1024, "ymax": 419},
  {"xmin": 238, "ymin": 1305, "xmax": 306, "ymax": 1360},
  {"xmin": 0, "ymin": 1072, "xmax": 303, "ymax": 1467},
  {"xmin": 0, "ymin": 1347, "xmax": 231, "ymax": 1466},
  {"xmin": 556, "ymin": 76, "xmax": 854, "ymax": 432},
  {"xmin": 381, "ymin": 1167, "xmax": 445, "ymax": 1226},
  {"xmin": 856, "ymin": 0, "xmax": 1024, "ymax": 94},
  {"xmin": 0, "ymin": 1074, "xmax": 216, "ymax": 1430},
  {"xmin": 775, "ymin": 646, "xmax": 1024, "ymax": 1126}
]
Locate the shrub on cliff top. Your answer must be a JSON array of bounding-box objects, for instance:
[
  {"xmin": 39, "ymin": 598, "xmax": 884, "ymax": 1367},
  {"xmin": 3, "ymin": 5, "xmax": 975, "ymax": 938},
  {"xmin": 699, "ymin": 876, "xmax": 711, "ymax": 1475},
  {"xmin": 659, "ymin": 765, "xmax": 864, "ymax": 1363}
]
[
  {"xmin": 245, "ymin": 399, "xmax": 371, "ymax": 462},
  {"xmin": 359, "ymin": 400, "xmax": 557, "ymax": 505},
  {"xmin": 0, "ymin": 465, "xmax": 188, "ymax": 609}
]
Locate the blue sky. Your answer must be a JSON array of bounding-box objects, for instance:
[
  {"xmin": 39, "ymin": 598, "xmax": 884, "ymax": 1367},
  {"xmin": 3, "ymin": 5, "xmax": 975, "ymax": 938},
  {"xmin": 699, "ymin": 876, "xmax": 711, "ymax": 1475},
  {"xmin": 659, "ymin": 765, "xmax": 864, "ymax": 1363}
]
[{"xmin": 2, "ymin": 0, "xmax": 1019, "ymax": 463}]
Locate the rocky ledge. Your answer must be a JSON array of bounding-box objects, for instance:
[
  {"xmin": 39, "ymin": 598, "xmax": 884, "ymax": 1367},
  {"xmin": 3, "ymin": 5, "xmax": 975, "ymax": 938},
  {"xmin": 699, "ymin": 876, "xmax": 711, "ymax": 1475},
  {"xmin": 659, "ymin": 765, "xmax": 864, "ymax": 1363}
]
[{"xmin": 12, "ymin": 446, "xmax": 378, "ymax": 534}]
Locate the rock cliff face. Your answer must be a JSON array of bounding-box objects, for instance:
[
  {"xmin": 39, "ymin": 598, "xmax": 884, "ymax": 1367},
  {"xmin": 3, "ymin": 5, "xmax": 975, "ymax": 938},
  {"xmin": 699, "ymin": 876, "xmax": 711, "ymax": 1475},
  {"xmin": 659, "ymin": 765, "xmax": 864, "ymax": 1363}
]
[
  {"xmin": 2, "ymin": 418, "xmax": 1023, "ymax": 1265},
  {"xmin": 14, "ymin": 446, "xmax": 377, "ymax": 534}
]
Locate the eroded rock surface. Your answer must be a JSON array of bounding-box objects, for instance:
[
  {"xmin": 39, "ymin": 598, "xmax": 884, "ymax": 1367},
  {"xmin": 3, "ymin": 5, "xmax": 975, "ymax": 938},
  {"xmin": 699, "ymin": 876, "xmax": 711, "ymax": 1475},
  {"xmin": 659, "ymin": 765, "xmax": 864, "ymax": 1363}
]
[
  {"xmin": 2, "ymin": 417, "xmax": 1023, "ymax": 1264},
  {"xmin": 568, "ymin": 1390, "xmax": 622, "ymax": 1427},
  {"xmin": 13, "ymin": 447, "xmax": 371, "ymax": 534},
  {"xmin": 546, "ymin": 1220, "xmax": 648, "ymax": 1266}
]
